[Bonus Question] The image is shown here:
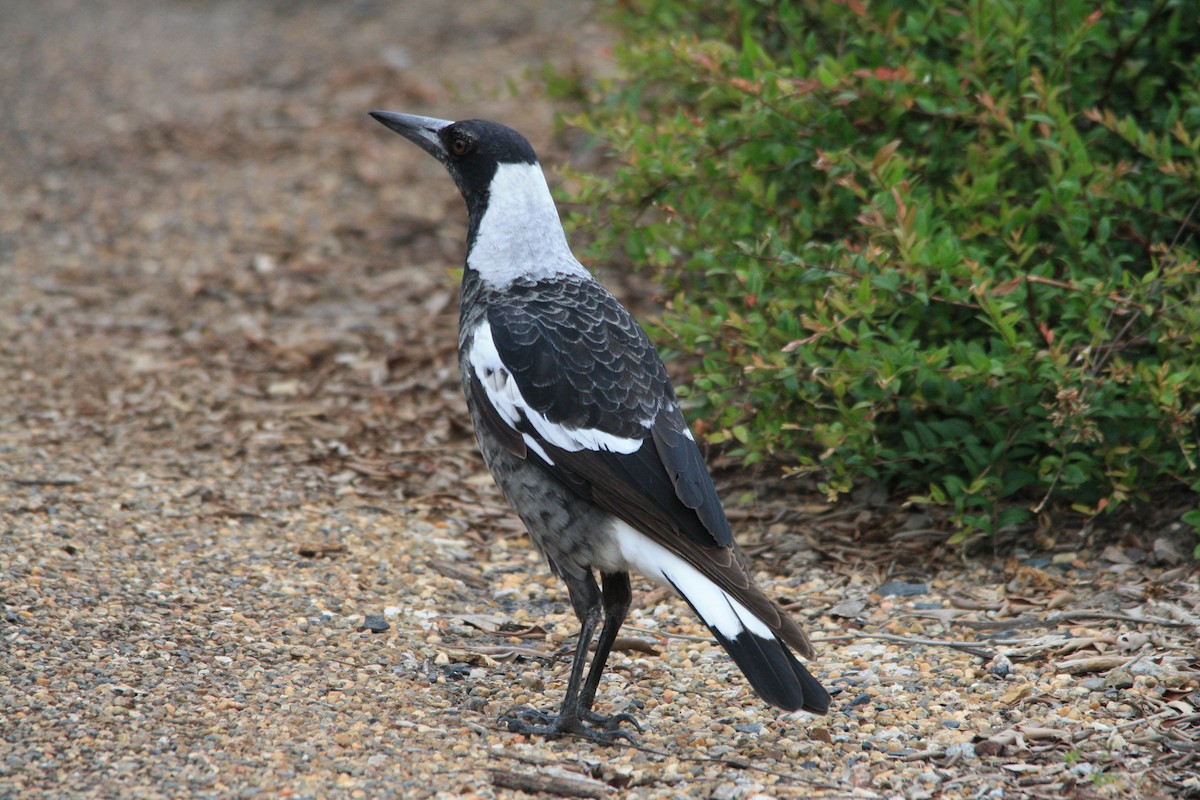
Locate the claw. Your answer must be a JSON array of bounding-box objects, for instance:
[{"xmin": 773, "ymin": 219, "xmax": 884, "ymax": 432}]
[
  {"xmin": 499, "ymin": 706, "xmax": 641, "ymax": 745},
  {"xmin": 502, "ymin": 705, "xmax": 555, "ymax": 726},
  {"xmin": 583, "ymin": 709, "xmax": 643, "ymax": 733}
]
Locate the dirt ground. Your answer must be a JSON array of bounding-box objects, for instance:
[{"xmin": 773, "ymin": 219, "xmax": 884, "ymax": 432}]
[{"xmin": 2, "ymin": 2, "xmax": 1198, "ymax": 798}]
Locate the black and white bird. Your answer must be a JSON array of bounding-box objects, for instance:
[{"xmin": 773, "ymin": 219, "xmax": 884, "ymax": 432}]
[{"xmin": 370, "ymin": 110, "xmax": 830, "ymax": 741}]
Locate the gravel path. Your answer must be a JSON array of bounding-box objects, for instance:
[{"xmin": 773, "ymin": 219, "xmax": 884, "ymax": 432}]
[{"xmin": 2, "ymin": 2, "xmax": 1197, "ymax": 798}]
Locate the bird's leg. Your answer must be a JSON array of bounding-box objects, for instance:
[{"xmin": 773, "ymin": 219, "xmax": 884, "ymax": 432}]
[
  {"xmin": 575, "ymin": 571, "xmax": 641, "ymax": 733},
  {"xmin": 501, "ymin": 571, "xmax": 631, "ymax": 743}
]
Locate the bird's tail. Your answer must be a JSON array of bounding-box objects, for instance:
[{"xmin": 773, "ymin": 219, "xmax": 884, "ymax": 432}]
[
  {"xmin": 666, "ymin": 576, "xmax": 831, "ymax": 714},
  {"xmin": 612, "ymin": 521, "xmax": 830, "ymax": 714}
]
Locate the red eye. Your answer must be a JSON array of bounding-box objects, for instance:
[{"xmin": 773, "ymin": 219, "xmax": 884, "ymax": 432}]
[{"xmin": 450, "ymin": 135, "xmax": 471, "ymax": 156}]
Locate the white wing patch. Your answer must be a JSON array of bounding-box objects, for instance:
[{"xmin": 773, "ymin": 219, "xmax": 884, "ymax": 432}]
[
  {"xmin": 467, "ymin": 320, "xmax": 648, "ymax": 464},
  {"xmin": 609, "ymin": 519, "xmax": 774, "ymax": 640}
]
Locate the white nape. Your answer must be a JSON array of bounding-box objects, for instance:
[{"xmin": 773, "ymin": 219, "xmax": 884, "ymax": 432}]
[{"xmin": 467, "ymin": 162, "xmax": 592, "ymax": 288}]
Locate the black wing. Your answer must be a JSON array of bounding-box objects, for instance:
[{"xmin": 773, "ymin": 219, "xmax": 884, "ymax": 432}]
[{"xmin": 476, "ymin": 277, "xmax": 733, "ymax": 550}]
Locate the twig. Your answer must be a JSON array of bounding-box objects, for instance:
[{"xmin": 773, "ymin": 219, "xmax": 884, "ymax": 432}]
[
  {"xmin": 958, "ymin": 608, "xmax": 1199, "ymax": 632},
  {"xmin": 622, "ymin": 625, "xmax": 714, "ymax": 644},
  {"xmin": 888, "ymin": 527, "xmax": 949, "ymax": 541},
  {"xmin": 999, "ymin": 635, "xmax": 1084, "ymax": 659},
  {"xmin": 8, "ymin": 477, "xmax": 82, "ymax": 486},
  {"xmin": 489, "ymin": 767, "xmax": 609, "ymax": 798},
  {"xmin": 895, "ymin": 748, "xmax": 946, "ymax": 762},
  {"xmin": 1024, "ymin": 274, "xmax": 1155, "ymax": 315},
  {"xmin": 1054, "ymin": 655, "xmax": 1129, "ymax": 674},
  {"xmin": 1099, "ymin": 0, "xmax": 1172, "ymax": 105},
  {"xmin": 954, "ymin": 616, "xmax": 1051, "ymax": 631},
  {"xmin": 666, "ymin": 753, "xmax": 847, "ymax": 792},
  {"xmin": 427, "ymin": 558, "xmax": 489, "ymax": 590},
  {"xmin": 1165, "ymin": 196, "xmax": 1199, "ymax": 256},
  {"xmin": 626, "ymin": 625, "xmax": 1002, "ymax": 658},
  {"xmin": 812, "ymin": 632, "xmax": 995, "ymax": 659},
  {"xmin": 1045, "ymin": 610, "xmax": 1198, "ymax": 629}
]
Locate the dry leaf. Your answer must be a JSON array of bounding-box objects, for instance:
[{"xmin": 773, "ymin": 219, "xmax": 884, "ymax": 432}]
[
  {"xmin": 456, "ymin": 614, "xmax": 547, "ymax": 639},
  {"xmin": 1057, "ymin": 655, "xmax": 1127, "ymax": 674},
  {"xmin": 1000, "ymin": 683, "xmax": 1033, "ymax": 705}
]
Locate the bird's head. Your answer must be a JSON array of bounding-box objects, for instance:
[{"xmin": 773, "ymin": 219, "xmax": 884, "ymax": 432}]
[
  {"xmin": 369, "ymin": 112, "xmax": 538, "ymax": 210},
  {"xmin": 370, "ymin": 110, "xmax": 584, "ymax": 287}
]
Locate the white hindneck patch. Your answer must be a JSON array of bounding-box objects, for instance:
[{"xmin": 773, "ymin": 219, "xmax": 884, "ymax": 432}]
[{"xmin": 468, "ymin": 162, "xmax": 591, "ymax": 288}]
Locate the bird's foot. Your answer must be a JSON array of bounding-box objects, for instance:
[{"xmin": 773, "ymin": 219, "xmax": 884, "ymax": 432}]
[
  {"xmin": 499, "ymin": 705, "xmax": 640, "ymax": 744},
  {"xmin": 583, "ymin": 708, "xmax": 643, "ymax": 733}
]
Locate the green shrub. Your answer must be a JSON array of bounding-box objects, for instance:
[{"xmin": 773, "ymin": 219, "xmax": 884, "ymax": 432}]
[{"xmin": 561, "ymin": 0, "xmax": 1200, "ymax": 537}]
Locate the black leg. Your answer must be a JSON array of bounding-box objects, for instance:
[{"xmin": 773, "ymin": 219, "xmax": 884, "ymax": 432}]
[
  {"xmin": 555, "ymin": 570, "xmax": 603, "ymax": 730},
  {"xmin": 500, "ymin": 570, "xmax": 633, "ymax": 743},
  {"xmin": 574, "ymin": 572, "xmax": 640, "ymax": 733}
]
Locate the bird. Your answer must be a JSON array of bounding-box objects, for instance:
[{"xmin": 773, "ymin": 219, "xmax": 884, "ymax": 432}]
[{"xmin": 369, "ymin": 110, "xmax": 830, "ymax": 742}]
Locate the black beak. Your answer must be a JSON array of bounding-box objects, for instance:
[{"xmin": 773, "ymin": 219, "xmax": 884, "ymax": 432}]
[{"xmin": 369, "ymin": 111, "xmax": 454, "ymax": 162}]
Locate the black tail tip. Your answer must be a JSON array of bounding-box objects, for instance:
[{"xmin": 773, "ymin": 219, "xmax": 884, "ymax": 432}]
[
  {"xmin": 716, "ymin": 629, "xmax": 831, "ymax": 714},
  {"xmin": 792, "ymin": 665, "xmax": 831, "ymax": 715}
]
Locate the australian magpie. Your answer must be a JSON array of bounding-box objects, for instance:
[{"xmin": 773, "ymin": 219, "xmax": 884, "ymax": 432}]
[{"xmin": 370, "ymin": 110, "xmax": 830, "ymax": 742}]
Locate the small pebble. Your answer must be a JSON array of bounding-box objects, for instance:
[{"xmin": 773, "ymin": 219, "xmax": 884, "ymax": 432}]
[
  {"xmin": 846, "ymin": 693, "xmax": 872, "ymax": 709},
  {"xmin": 359, "ymin": 615, "xmax": 390, "ymax": 633},
  {"xmin": 1105, "ymin": 668, "xmax": 1134, "ymax": 689},
  {"xmin": 875, "ymin": 581, "xmax": 929, "ymax": 597},
  {"xmin": 945, "ymin": 742, "xmax": 977, "ymax": 760}
]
